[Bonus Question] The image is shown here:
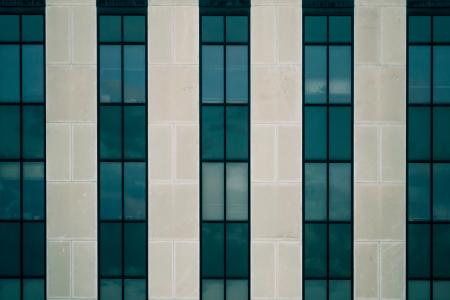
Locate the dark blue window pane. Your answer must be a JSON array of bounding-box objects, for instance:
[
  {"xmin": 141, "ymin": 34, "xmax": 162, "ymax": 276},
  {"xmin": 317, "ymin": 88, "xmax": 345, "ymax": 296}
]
[
  {"xmin": 0, "ymin": 223, "xmax": 20, "ymax": 276},
  {"xmin": 409, "ymin": 107, "xmax": 431, "ymax": 160},
  {"xmin": 100, "ymin": 45, "xmax": 122, "ymax": 103},
  {"xmin": 202, "ymin": 279, "xmax": 224, "ymax": 300},
  {"xmin": 23, "ymin": 162, "xmax": 44, "ymax": 221},
  {"xmin": 202, "ymin": 162, "xmax": 224, "ymax": 221},
  {"xmin": 202, "ymin": 16, "xmax": 224, "ymax": 43},
  {"xmin": 433, "ymin": 224, "xmax": 450, "ymax": 277},
  {"xmin": 226, "ymin": 223, "xmax": 248, "ymax": 277},
  {"xmin": 433, "ymin": 281, "xmax": 450, "ymax": 300},
  {"xmin": 329, "ymin": 16, "xmax": 351, "ymax": 43},
  {"xmin": 124, "ymin": 106, "xmax": 146, "ymax": 159},
  {"xmin": 330, "ymin": 46, "xmax": 351, "ymax": 103},
  {"xmin": 305, "ymin": 106, "xmax": 327, "ymax": 160},
  {"xmin": 305, "ymin": 16, "xmax": 327, "ymax": 43},
  {"xmin": 434, "ymin": 17, "xmax": 450, "ymax": 42},
  {"xmin": 23, "ymin": 222, "xmax": 45, "ymax": 276},
  {"xmin": 434, "ymin": 47, "xmax": 450, "ymax": 103},
  {"xmin": 22, "ymin": 15, "xmax": 44, "ymax": 42},
  {"xmin": 100, "ymin": 279, "xmax": 122, "ymax": 300},
  {"xmin": 124, "ymin": 46, "xmax": 145, "ymax": 103},
  {"xmin": 433, "ymin": 164, "xmax": 450, "ymax": 221},
  {"xmin": 124, "ymin": 16, "xmax": 145, "ymax": 42},
  {"xmin": 100, "ymin": 16, "xmax": 121, "ymax": 42},
  {"xmin": 125, "ymin": 279, "xmax": 146, "ymax": 300},
  {"xmin": 100, "ymin": 162, "xmax": 122, "ymax": 220},
  {"xmin": 124, "ymin": 163, "xmax": 146, "ymax": 221},
  {"xmin": 226, "ymin": 16, "xmax": 248, "ymax": 43},
  {"xmin": 329, "ymin": 224, "xmax": 351, "ymax": 277},
  {"xmin": 409, "ymin": 46, "xmax": 431, "ymax": 104},
  {"xmin": 226, "ymin": 106, "xmax": 248, "ymax": 160},
  {"xmin": 100, "ymin": 106, "xmax": 122, "ymax": 159},
  {"xmin": 226, "ymin": 46, "xmax": 248, "ymax": 103},
  {"xmin": 304, "ymin": 223, "xmax": 326, "ymax": 277},
  {"xmin": 433, "ymin": 108, "xmax": 450, "ymax": 160},
  {"xmin": 408, "ymin": 223, "xmax": 430, "ymax": 278},
  {"xmin": 408, "ymin": 163, "xmax": 430, "ymax": 221},
  {"xmin": 22, "ymin": 45, "xmax": 44, "ymax": 102},
  {"xmin": 305, "ymin": 46, "xmax": 327, "ymax": 103},
  {"xmin": 330, "ymin": 163, "xmax": 351, "ymax": 221},
  {"xmin": 100, "ymin": 223, "xmax": 122, "ymax": 277},
  {"xmin": 23, "ymin": 279, "xmax": 44, "ymax": 300},
  {"xmin": 0, "ymin": 45, "xmax": 20, "ymax": 102},
  {"xmin": 226, "ymin": 163, "xmax": 248, "ymax": 221},
  {"xmin": 202, "ymin": 45, "xmax": 224, "ymax": 103},
  {"xmin": 0, "ymin": 15, "xmax": 19, "ymax": 41},
  {"xmin": 0, "ymin": 279, "xmax": 20, "ymax": 300},
  {"xmin": 304, "ymin": 163, "xmax": 327, "ymax": 221},
  {"xmin": 0, "ymin": 163, "xmax": 20, "ymax": 220},
  {"xmin": 409, "ymin": 16, "xmax": 431, "ymax": 43},
  {"xmin": 202, "ymin": 223, "xmax": 224, "ymax": 277},
  {"xmin": 0, "ymin": 106, "xmax": 20, "ymax": 158},
  {"xmin": 23, "ymin": 106, "xmax": 44, "ymax": 159},
  {"xmin": 330, "ymin": 280, "xmax": 351, "ymax": 300},
  {"xmin": 202, "ymin": 106, "xmax": 224, "ymax": 160},
  {"xmin": 329, "ymin": 106, "xmax": 351, "ymax": 160},
  {"xmin": 124, "ymin": 223, "xmax": 146, "ymax": 276},
  {"xmin": 408, "ymin": 281, "xmax": 430, "ymax": 300},
  {"xmin": 226, "ymin": 280, "xmax": 248, "ymax": 300},
  {"xmin": 305, "ymin": 280, "xmax": 326, "ymax": 300}
]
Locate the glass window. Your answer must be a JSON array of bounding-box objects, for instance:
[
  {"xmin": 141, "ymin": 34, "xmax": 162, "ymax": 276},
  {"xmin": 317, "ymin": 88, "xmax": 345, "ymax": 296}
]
[
  {"xmin": 226, "ymin": 106, "xmax": 248, "ymax": 160},
  {"xmin": 408, "ymin": 224, "xmax": 430, "ymax": 278},
  {"xmin": 304, "ymin": 16, "xmax": 327, "ymax": 43},
  {"xmin": 226, "ymin": 46, "xmax": 248, "ymax": 103},
  {"xmin": 0, "ymin": 45, "xmax": 20, "ymax": 102},
  {"xmin": 304, "ymin": 223, "xmax": 327, "ymax": 277},
  {"xmin": 100, "ymin": 16, "xmax": 121, "ymax": 42},
  {"xmin": 23, "ymin": 223, "xmax": 45, "ymax": 276},
  {"xmin": 124, "ymin": 279, "xmax": 146, "ymax": 300},
  {"xmin": 433, "ymin": 164, "xmax": 450, "ymax": 221},
  {"xmin": 22, "ymin": 15, "xmax": 44, "ymax": 42},
  {"xmin": 23, "ymin": 162, "xmax": 44, "ymax": 221},
  {"xmin": 226, "ymin": 223, "xmax": 248, "ymax": 277},
  {"xmin": 124, "ymin": 16, "xmax": 145, "ymax": 42},
  {"xmin": 0, "ymin": 279, "xmax": 20, "ymax": 300},
  {"xmin": 202, "ymin": 106, "xmax": 224, "ymax": 160},
  {"xmin": 124, "ymin": 223, "xmax": 146, "ymax": 276},
  {"xmin": 329, "ymin": 280, "xmax": 351, "ymax": 300},
  {"xmin": 226, "ymin": 16, "xmax": 248, "ymax": 43},
  {"xmin": 434, "ymin": 16, "xmax": 450, "ymax": 42},
  {"xmin": 202, "ymin": 45, "xmax": 224, "ymax": 103},
  {"xmin": 202, "ymin": 279, "xmax": 224, "ymax": 300},
  {"xmin": 202, "ymin": 223, "xmax": 224, "ymax": 277},
  {"xmin": 329, "ymin": 224, "xmax": 351, "ymax": 277},
  {"xmin": 433, "ymin": 224, "xmax": 450, "ymax": 277},
  {"xmin": 0, "ymin": 163, "xmax": 20, "ymax": 220},
  {"xmin": 100, "ymin": 45, "xmax": 122, "ymax": 103},
  {"xmin": 124, "ymin": 46, "xmax": 145, "ymax": 103},
  {"xmin": 304, "ymin": 163, "xmax": 327, "ymax": 221},
  {"xmin": 124, "ymin": 163, "xmax": 146, "ymax": 221},
  {"xmin": 0, "ymin": 106, "xmax": 20, "ymax": 158},
  {"xmin": 408, "ymin": 107, "xmax": 430, "ymax": 160},
  {"xmin": 409, "ymin": 46, "xmax": 431, "ymax": 104},
  {"xmin": 100, "ymin": 163, "xmax": 122, "ymax": 220},
  {"xmin": 305, "ymin": 280, "xmax": 326, "ymax": 300},
  {"xmin": 22, "ymin": 45, "xmax": 44, "ymax": 102},
  {"xmin": 202, "ymin": 163, "xmax": 224, "ymax": 221},
  {"xmin": 409, "ymin": 16, "xmax": 431, "ymax": 43},
  {"xmin": 0, "ymin": 223, "xmax": 20, "ymax": 276},
  {"xmin": 433, "ymin": 46, "xmax": 450, "ymax": 103},
  {"xmin": 329, "ymin": 16, "xmax": 351, "ymax": 43},
  {"xmin": 0, "ymin": 15, "xmax": 19, "ymax": 41},
  {"xmin": 100, "ymin": 279, "xmax": 122, "ymax": 300},
  {"xmin": 202, "ymin": 16, "xmax": 224, "ymax": 43},
  {"xmin": 329, "ymin": 46, "xmax": 351, "ymax": 103},
  {"xmin": 408, "ymin": 281, "xmax": 430, "ymax": 300},
  {"xmin": 329, "ymin": 163, "xmax": 351, "ymax": 221},
  {"xmin": 305, "ymin": 106, "xmax": 327, "ymax": 160},
  {"xmin": 329, "ymin": 106, "xmax": 351, "ymax": 160},
  {"xmin": 23, "ymin": 106, "xmax": 44, "ymax": 159},
  {"xmin": 100, "ymin": 106, "xmax": 122, "ymax": 159},
  {"xmin": 433, "ymin": 281, "xmax": 450, "ymax": 300},
  {"xmin": 226, "ymin": 280, "xmax": 248, "ymax": 300},
  {"xmin": 433, "ymin": 107, "xmax": 450, "ymax": 160},
  {"xmin": 100, "ymin": 223, "xmax": 122, "ymax": 277},
  {"xmin": 124, "ymin": 106, "xmax": 146, "ymax": 159},
  {"xmin": 226, "ymin": 163, "xmax": 248, "ymax": 221},
  {"xmin": 305, "ymin": 46, "xmax": 327, "ymax": 103},
  {"xmin": 408, "ymin": 163, "xmax": 430, "ymax": 221},
  {"xmin": 23, "ymin": 279, "xmax": 44, "ymax": 300}
]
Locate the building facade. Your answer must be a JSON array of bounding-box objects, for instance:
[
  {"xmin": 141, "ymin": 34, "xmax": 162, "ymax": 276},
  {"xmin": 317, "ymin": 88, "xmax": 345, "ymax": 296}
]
[{"xmin": 0, "ymin": 0, "xmax": 449, "ymax": 299}]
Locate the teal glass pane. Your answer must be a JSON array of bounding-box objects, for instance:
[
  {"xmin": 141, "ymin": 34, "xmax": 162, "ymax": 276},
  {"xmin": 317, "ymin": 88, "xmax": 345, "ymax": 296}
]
[
  {"xmin": 305, "ymin": 280, "xmax": 326, "ymax": 300},
  {"xmin": 124, "ymin": 16, "xmax": 145, "ymax": 42},
  {"xmin": 100, "ymin": 162, "xmax": 122, "ymax": 220},
  {"xmin": 407, "ymin": 223, "xmax": 430, "ymax": 278},
  {"xmin": 433, "ymin": 164, "xmax": 450, "ymax": 221},
  {"xmin": 0, "ymin": 163, "xmax": 20, "ymax": 220},
  {"xmin": 202, "ymin": 223, "xmax": 224, "ymax": 277},
  {"xmin": 226, "ymin": 280, "xmax": 248, "ymax": 300},
  {"xmin": 202, "ymin": 45, "xmax": 224, "ymax": 103},
  {"xmin": 329, "ymin": 106, "xmax": 351, "ymax": 160},
  {"xmin": 408, "ymin": 163, "xmax": 430, "ymax": 221},
  {"xmin": 202, "ymin": 16, "xmax": 224, "ymax": 42},
  {"xmin": 23, "ymin": 162, "xmax": 45, "ymax": 223},
  {"xmin": 329, "ymin": 223, "xmax": 351, "ymax": 277},
  {"xmin": 124, "ymin": 162, "xmax": 146, "ymax": 221},
  {"xmin": 409, "ymin": 46, "xmax": 431, "ymax": 104},
  {"xmin": 330, "ymin": 46, "xmax": 351, "ymax": 103},
  {"xmin": 100, "ymin": 106, "xmax": 122, "ymax": 160},
  {"xmin": 329, "ymin": 16, "xmax": 351, "ymax": 43},
  {"xmin": 202, "ymin": 106, "xmax": 224, "ymax": 160},
  {"xmin": 23, "ymin": 106, "xmax": 44, "ymax": 159},
  {"xmin": 305, "ymin": 46, "xmax": 327, "ymax": 103},
  {"xmin": 0, "ymin": 106, "xmax": 20, "ymax": 158},
  {"xmin": 330, "ymin": 280, "xmax": 351, "ymax": 300},
  {"xmin": 124, "ymin": 223, "xmax": 146, "ymax": 276},
  {"xmin": 433, "ymin": 224, "xmax": 450, "ymax": 277},
  {"xmin": 124, "ymin": 46, "xmax": 145, "ymax": 103},
  {"xmin": 202, "ymin": 279, "xmax": 224, "ymax": 300},
  {"xmin": 226, "ymin": 46, "xmax": 248, "ymax": 103},
  {"xmin": 23, "ymin": 222, "xmax": 45, "ymax": 276},
  {"xmin": 305, "ymin": 106, "xmax": 327, "ymax": 160},
  {"xmin": 304, "ymin": 163, "xmax": 327, "ymax": 221},
  {"xmin": 433, "ymin": 108, "xmax": 450, "ymax": 160},
  {"xmin": 124, "ymin": 106, "xmax": 146, "ymax": 159},
  {"xmin": 0, "ymin": 279, "xmax": 20, "ymax": 300},
  {"xmin": 433, "ymin": 281, "xmax": 450, "ymax": 300},
  {"xmin": 0, "ymin": 45, "xmax": 20, "ymax": 102},
  {"xmin": 23, "ymin": 279, "xmax": 44, "ymax": 300},
  {"xmin": 304, "ymin": 223, "xmax": 327, "ymax": 277},
  {"xmin": 226, "ymin": 223, "xmax": 248, "ymax": 277},
  {"xmin": 304, "ymin": 16, "xmax": 327, "ymax": 43},
  {"xmin": 100, "ymin": 16, "xmax": 121, "ymax": 42},
  {"xmin": 202, "ymin": 162, "xmax": 224, "ymax": 221},
  {"xmin": 100, "ymin": 45, "xmax": 122, "ymax": 103},
  {"xmin": 226, "ymin": 16, "xmax": 248, "ymax": 43},
  {"xmin": 408, "ymin": 281, "xmax": 430, "ymax": 300},
  {"xmin": 22, "ymin": 45, "xmax": 44, "ymax": 102},
  {"xmin": 408, "ymin": 107, "xmax": 431, "ymax": 160},
  {"xmin": 226, "ymin": 106, "xmax": 248, "ymax": 160},
  {"xmin": 409, "ymin": 16, "xmax": 431, "ymax": 43},
  {"xmin": 100, "ymin": 279, "xmax": 122, "ymax": 300},
  {"xmin": 125, "ymin": 279, "xmax": 146, "ymax": 300},
  {"xmin": 100, "ymin": 223, "xmax": 122, "ymax": 277},
  {"xmin": 0, "ymin": 15, "xmax": 19, "ymax": 41},
  {"xmin": 434, "ymin": 47, "xmax": 450, "ymax": 103},
  {"xmin": 0, "ymin": 223, "xmax": 20, "ymax": 276},
  {"xmin": 330, "ymin": 163, "xmax": 351, "ymax": 221},
  {"xmin": 22, "ymin": 15, "xmax": 44, "ymax": 42},
  {"xmin": 434, "ymin": 17, "xmax": 450, "ymax": 42},
  {"xmin": 226, "ymin": 163, "xmax": 248, "ymax": 221}
]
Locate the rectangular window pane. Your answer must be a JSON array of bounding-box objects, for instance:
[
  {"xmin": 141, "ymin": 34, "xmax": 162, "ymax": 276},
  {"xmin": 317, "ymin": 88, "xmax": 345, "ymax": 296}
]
[
  {"xmin": 100, "ymin": 162, "xmax": 122, "ymax": 220},
  {"xmin": 23, "ymin": 106, "xmax": 45, "ymax": 159},
  {"xmin": 202, "ymin": 279, "xmax": 224, "ymax": 300},
  {"xmin": 0, "ymin": 223, "xmax": 20, "ymax": 276},
  {"xmin": 304, "ymin": 163, "xmax": 327, "ymax": 221},
  {"xmin": 100, "ymin": 106, "xmax": 122, "ymax": 160},
  {"xmin": 226, "ymin": 106, "xmax": 248, "ymax": 160},
  {"xmin": 408, "ymin": 280, "xmax": 430, "ymax": 300},
  {"xmin": 329, "ymin": 223, "xmax": 351, "ymax": 277},
  {"xmin": 434, "ymin": 16, "xmax": 450, "ymax": 42},
  {"xmin": 124, "ymin": 279, "xmax": 146, "ymax": 300},
  {"xmin": 305, "ymin": 280, "xmax": 326, "ymax": 300},
  {"xmin": 0, "ymin": 15, "xmax": 19, "ymax": 41},
  {"xmin": 305, "ymin": 106, "xmax": 327, "ymax": 160},
  {"xmin": 202, "ymin": 162, "xmax": 224, "ymax": 221},
  {"xmin": 433, "ymin": 107, "xmax": 450, "ymax": 160},
  {"xmin": 226, "ymin": 280, "xmax": 248, "ymax": 300},
  {"xmin": 409, "ymin": 16, "xmax": 431, "ymax": 43},
  {"xmin": 124, "ymin": 162, "xmax": 146, "ymax": 221},
  {"xmin": 124, "ymin": 46, "xmax": 145, "ymax": 103},
  {"xmin": 124, "ymin": 223, "xmax": 146, "ymax": 276},
  {"xmin": 305, "ymin": 46, "xmax": 327, "ymax": 104},
  {"xmin": 202, "ymin": 16, "xmax": 224, "ymax": 43},
  {"xmin": 124, "ymin": 106, "xmax": 146, "ymax": 159},
  {"xmin": 330, "ymin": 280, "xmax": 351, "ymax": 300},
  {"xmin": 433, "ymin": 224, "xmax": 450, "ymax": 277},
  {"xmin": 123, "ymin": 16, "xmax": 145, "ymax": 42},
  {"xmin": 0, "ymin": 279, "xmax": 20, "ymax": 300},
  {"xmin": 226, "ymin": 46, "xmax": 248, "ymax": 103},
  {"xmin": 433, "ymin": 281, "xmax": 450, "ymax": 300},
  {"xmin": 0, "ymin": 46, "xmax": 20, "ymax": 102},
  {"xmin": 202, "ymin": 106, "xmax": 224, "ymax": 160},
  {"xmin": 433, "ymin": 163, "xmax": 450, "ymax": 221},
  {"xmin": 226, "ymin": 223, "xmax": 249, "ymax": 277},
  {"xmin": 304, "ymin": 223, "xmax": 327, "ymax": 277},
  {"xmin": 99, "ymin": 16, "xmax": 121, "ymax": 43},
  {"xmin": 304, "ymin": 16, "xmax": 327, "ymax": 43},
  {"xmin": 330, "ymin": 163, "xmax": 351, "ymax": 221},
  {"xmin": 22, "ymin": 15, "xmax": 44, "ymax": 42},
  {"xmin": 100, "ymin": 223, "xmax": 122, "ymax": 277},
  {"xmin": 329, "ymin": 46, "xmax": 351, "ymax": 104},
  {"xmin": 23, "ymin": 162, "xmax": 45, "ymax": 221},
  {"xmin": 23, "ymin": 279, "xmax": 44, "ymax": 300},
  {"xmin": 408, "ymin": 223, "xmax": 430, "ymax": 278},
  {"xmin": 22, "ymin": 45, "xmax": 44, "ymax": 102},
  {"xmin": 202, "ymin": 45, "xmax": 224, "ymax": 103},
  {"xmin": 226, "ymin": 16, "xmax": 248, "ymax": 43},
  {"xmin": 329, "ymin": 106, "xmax": 351, "ymax": 160},
  {"xmin": 226, "ymin": 163, "xmax": 248, "ymax": 221},
  {"xmin": 23, "ymin": 222, "xmax": 45, "ymax": 276},
  {"xmin": 434, "ymin": 46, "xmax": 450, "ymax": 103},
  {"xmin": 408, "ymin": 163, "xmax": 431, "ymax": 221},
  {"xmin": 409, "ymin": 46, "xmax": 431, "ymax": 104},
  {"xmin": 100, "ymin": 45, "xmax": 122, "ymax": 103},
  {"xmin": 408, "ymin": 107, "xmax": 431, "ymax": 160},
  {"xmin": 100, "ymin": 279, "xmax": 122, "ymax": 300},
  {"xmin": 0, "ymin": 106, "xmax": 19, "ymax": 158},
  {"xmin": 202, "ymin": 223, "xmax": 224, "ymax": 277},
  {"xmin": 0, "ymin": 163, "xmax": 20, "ymax": 220},
  {"xmin": 329, "ymin": 16, "xmax": 351, "ymax": 43}
]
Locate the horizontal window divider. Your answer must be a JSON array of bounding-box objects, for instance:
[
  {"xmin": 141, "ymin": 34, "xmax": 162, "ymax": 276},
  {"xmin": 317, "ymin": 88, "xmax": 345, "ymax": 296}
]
[
  {"xmin": 409, "ymin": 42, "xmax": 450, "ymax": 46},
  {"xmin": 99, "ymin": 42, "xmax": 146, "ymax": 46},
  {"xmin": 100, "ymin": 220, "xmax": 147, "ymax": 223},
  {"xmin": 304, "ymin": 103, "xmax": 352, "ymax": 107},
  {"xmin": 201, "ymin": 42, "xmax": 249, "ymax": 46},
  {"xmin": 0, "ymin": 102, "xmax": 45, "ymax": 106},
  {"xmin": 100, "ymin": 102, "xmax": 147, "ymax": 107},
  {"xmin": 304, "ymin": 159, "xmax": 352, "ymax": 163},
  {"xmin": 407, "ymin": 103, "xmax": 450, "ymax": 107},
  {"xmin": 0, "ymin": 158, "xmax": 45, "ymax": 162},
  {"xmin": 304, "ymin": 220, "xmax": 352, "ymax": 224},
  {"xmin": 408, "ymin": 160, "xmax": 450, "ymax": 163},
  {"xmin": 304, "ymin": 276, "xmax": 353, "ymax": 280},
  {"xmin": 408, "ymin": 277, "xmax": 450, "ymax": 281},
  {"xmin": 304, "ymin": 42, "xmax": 352, "ymax": 46},
  {"xmin": 201, "ymin": 102, "xmax": 249, "ymax": 107},
  {"xmin": 100, "ymin": 159, "xmax": 147, "ymax": 163},
  {"xmin": 202, "ymin": 220, "xmax": 249, "ymax": 224},
  {"xmin": 201, "ymin": 159, "xmax": 249, "ymax": 163},
  {"xmin": 100, "ymin": 275, "xmax": 147, "ymax": 280},
  {"xmin": 408, "ymin": 220, "xmax": 450, "ymax": 224},
  {"xmin": 0, "ymin": 275, "xmax": 45, "ymax": 279},
  {"xmin": 0, "ymin": 41, "xmax": 44, "ymax": 45},
  {"xmin": 202, "ymin": 276, "xmax": 249, "ymax": 280}
]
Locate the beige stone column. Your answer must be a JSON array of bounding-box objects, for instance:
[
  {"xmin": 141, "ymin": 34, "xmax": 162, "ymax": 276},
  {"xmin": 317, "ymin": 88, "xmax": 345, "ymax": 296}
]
[
  {"xmin": 46, "ymin": 0, "xmax": 97, "ymax": 299},
  {"xmin": 354, "ymin": 1, "xmax": 406, "ymax": 299},
  {"xmin": 251, "ymin": 1, "xmax": 302, "ymax": 298},
  {"xmin": 148, "ymin": 1, "xmax": 199, "ymax": 299}
]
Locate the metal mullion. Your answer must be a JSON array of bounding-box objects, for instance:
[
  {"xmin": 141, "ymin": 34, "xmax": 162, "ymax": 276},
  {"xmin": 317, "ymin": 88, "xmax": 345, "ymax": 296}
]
[
  {"xmin": 223, "ymin": 15, "xmax": 227, "ymax": 299},
  {"xmin": 18, "ymin": 13, "xmax": 24, "ymax": 299},
  {"xmin": 302, "ymin": 12, "xmax": 306, "ymax": 300},
  {"xmin": 326, "ymin": 15, "xmax": 330, "ymax": 299},
  {"xmin": 120, "ymin": 14, "xmax": 125, "ymax": 299},
  {"xmin": 97, "ymin": 11, "xmax": 101, "ymax": 300},
  {"xmin": 430, "ymin": 15, "xmax": 434, "ymax": 299}
]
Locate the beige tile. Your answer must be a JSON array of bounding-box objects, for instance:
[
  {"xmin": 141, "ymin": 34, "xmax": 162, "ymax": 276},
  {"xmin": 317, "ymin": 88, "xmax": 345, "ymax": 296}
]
[
  {"xmin": 355, "ymin": 243, "xmax": 379, "ymax": 299},
  {"xmin": 252, "ymin": 0, "xmax": 301, "ymax": 5},
  {"xmin": 149, "ymin": 242, "xmax": 173, "ymax": 298},
  {"xmin": 355, "ymin": 66, "xmax": 380, "ymax": 123},
  {"xmin": 355, "ymin": 6, "xmax": 381, "ymax": 65},
  {"xmin": 381, "ymin": 243, "xmax": 405, "ymax": 299},
  {"xmin": 277, "ymin": 6, "xmax": 301, "ymax": 64},
  {"xmin": 251, "ymin": 243, "xmax": 275, "ymax": 298},
  {"xmin": 149, "ymin": 125, "xmax": 173, "ymax": 180},
  {"xmin": 149, "ymin": 6, "xmax": 173, "ymax": 64},
  {"xmin": 73, "ymin": 242, "xmax": 97, "ymax": 297},
  {"xmin": 73, "ymin": 124, "xmax": 96, "ymax": 181},
  {"xmin": 46, "ymin": 6, "xmax": 70, "ymax": 64},
  {"xmin": 149, "ymin": 0, "xmax": 197, "ymax": 5},
  {"xmin": 379, "ymin": 67, "xmax": 406, "ymax": 123},
  {"xmin": 381, "ymin": 6, "xmax": 406, "ymax": 65},
  {"xmin": 251, "ymin": 6, "xmax": 276, "ymax": 64},
  {"xmin": 72, "ymin": 6, "xmax": 96, "ymax": 64},
  {"xmin": 381, "ymin": 126, "xmax": 406, "ymax": 182},
  {"xmin": 47, "ymin": 0, "xmax": 96, "ymax": 4},
  {"xmin": 175, "ymin": 242, "xmax": 199, "ymax": 297},
  {"xmin": 251, "ymin": 125, "xmax": 276, "ymax": 181},
  {"xmin": 278, "ymin": 242, "xmax": 301, "ymax": 298},
  {"xmin": 174, "ymin": 6, "xmax": 199, "ymax": 64},
  {"xmin": 48, "ymin": 241, "xmax": 71, "ymax": 298},
  {"xmin": 355, "ymin": 126, "xmax": 379, "ymax": 182},
  {"xmin": 277, "ymin": 126, "xmax": 301, "ymax": 181},
  {"xmin": 356, "ymin": 0, "xmax": 406, "ymax": 6},
  {"xmin": 47, "ymin": 124, "xmax": 71, "ymax": 181},
  {"xmin": 176, "ymin": 125, "xmax": 199, "ymax": 180}
]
